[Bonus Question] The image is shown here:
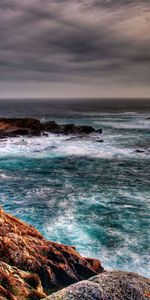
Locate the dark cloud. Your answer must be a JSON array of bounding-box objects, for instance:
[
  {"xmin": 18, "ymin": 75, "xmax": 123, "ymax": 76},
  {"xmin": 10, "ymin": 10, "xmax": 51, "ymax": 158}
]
[{"xmin": 0, "ymin": 0, "xmax": 150, "ymax": 96}]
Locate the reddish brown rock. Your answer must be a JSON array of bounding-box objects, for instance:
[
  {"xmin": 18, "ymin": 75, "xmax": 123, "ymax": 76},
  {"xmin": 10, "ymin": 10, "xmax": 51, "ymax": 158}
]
[
  {"xmin": 0, "ymin": 261, "xmax": 46, "ymax": 300},
  {"xmin": 0, "ymin": 209, "xmax": 103, "ymax": 296},
  {"xmin": 85, "ymin": 258, "xmax": 103, "ymax": 273},
  {"xmin": 0, "ymin": 118, "xmax": 41, "ymax": 130},
  {"xmin": 0, "ymin": 118, "xmax": 42, "ymax": 137}
]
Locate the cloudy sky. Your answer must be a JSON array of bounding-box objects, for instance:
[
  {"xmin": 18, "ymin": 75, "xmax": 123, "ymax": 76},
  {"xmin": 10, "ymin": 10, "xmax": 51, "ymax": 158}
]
[{"xmin": 0, "ymin": 0, "xmax": 150, "ymax": 98}]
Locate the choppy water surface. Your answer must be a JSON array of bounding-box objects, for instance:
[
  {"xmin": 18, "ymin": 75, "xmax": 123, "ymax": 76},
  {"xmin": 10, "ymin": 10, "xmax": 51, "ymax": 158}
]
[{"xmin": 0, "ymin": 99, "xmax": 150, "ymax": 277}]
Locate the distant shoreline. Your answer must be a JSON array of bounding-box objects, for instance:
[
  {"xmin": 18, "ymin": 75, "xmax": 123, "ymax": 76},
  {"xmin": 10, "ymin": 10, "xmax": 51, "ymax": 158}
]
[{"xmin": 0, "ymin": 117, "xmax": 102, "ymax": 138}]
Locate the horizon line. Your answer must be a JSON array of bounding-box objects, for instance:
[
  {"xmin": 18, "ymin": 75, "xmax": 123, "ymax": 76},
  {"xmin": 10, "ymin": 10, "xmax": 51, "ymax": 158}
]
[{"xmin": 0, "ymin": 97, "xmax": 150, "ymax": 101}]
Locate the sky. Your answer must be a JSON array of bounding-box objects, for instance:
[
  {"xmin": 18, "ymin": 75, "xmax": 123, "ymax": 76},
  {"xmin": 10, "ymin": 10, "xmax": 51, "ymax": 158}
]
[{"xmin": 0, "ymin": 0, "xmax": 150, "ymax": 98}]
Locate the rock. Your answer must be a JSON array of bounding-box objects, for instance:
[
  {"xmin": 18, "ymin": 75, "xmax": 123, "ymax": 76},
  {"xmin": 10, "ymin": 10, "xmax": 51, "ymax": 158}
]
[
  {"xmin": 0, "ymin": 261, "xmax": 46, "ymax": 300},
  {"xmin": 43, "ymin": 121, "xmax": 102, "ymax": 135},
  {"xmin": 0, "ymin": 118, "xmax": 102, "ymax": 138},
  {"xmin": 135, "ymin": 150, "xmax": 145, "ymax": 153},
  {"xmin": 44, "ymin": 271, "xmax": 150, "ymax": 300},
  {"xmin": 43, "ymin": 121, "xmax": 60, "ymax": 133},
  {"xmin": 85, "ymin": 258, "xmax": 103, "ymax": 274},
  {"xmin": 0, "ymin": 209, "xmax": 103, "ymax": 296},
  {"xmin": 3, "ymin": 128, "xmax": 30, "ymax": 137},
  {"xmin": 0, "ymin": 118, "xmax": 42, "ymax": 138},
  {"xmin": 42, "ymin": 132, "xmax": 49, "ymax": 137},
  {"xmin": 96, "ymin": 129, "xmax": 102, "ymax": 134},
  {"xmin": 0, "ymin": 118, "xmax": 42, "ymax": 130},
  {"xmin": 96, "ymin": 140, "xmax": 104, "ymax": 143}
]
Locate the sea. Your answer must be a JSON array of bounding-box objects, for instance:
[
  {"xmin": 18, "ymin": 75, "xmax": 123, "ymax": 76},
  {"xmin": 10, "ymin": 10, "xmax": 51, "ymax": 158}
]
[{"xmin": 0, "ymin": 98, "xmax": 150, "ymax": 277}]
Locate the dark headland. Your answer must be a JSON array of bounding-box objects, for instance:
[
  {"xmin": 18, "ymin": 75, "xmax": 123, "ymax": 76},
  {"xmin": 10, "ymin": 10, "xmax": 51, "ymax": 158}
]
[{"xmin": 0, "ymin": 118, "xmax": 102, "ymax": 138}]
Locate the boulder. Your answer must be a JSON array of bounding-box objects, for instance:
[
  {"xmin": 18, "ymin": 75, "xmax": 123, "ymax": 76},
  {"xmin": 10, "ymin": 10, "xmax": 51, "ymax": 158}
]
[{"xmin": 44, "ymin": 270, "xmax": 150, "ymax": 300}]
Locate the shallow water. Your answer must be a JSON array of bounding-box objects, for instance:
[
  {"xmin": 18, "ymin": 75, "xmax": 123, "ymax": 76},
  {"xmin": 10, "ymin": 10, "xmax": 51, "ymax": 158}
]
[{"xmin": 0, "ymin": 100, "xmax": 150, "ymax": 277}]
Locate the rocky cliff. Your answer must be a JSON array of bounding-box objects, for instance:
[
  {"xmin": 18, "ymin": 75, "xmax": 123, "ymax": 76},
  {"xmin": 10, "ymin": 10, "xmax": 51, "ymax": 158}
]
[
  {"xmin": 0, "ymin": 209, "xmax": 149, "ymax": 300},
  {"xmin": 0, "ymin": 208, "xmax": 103, "ymax": 299}
]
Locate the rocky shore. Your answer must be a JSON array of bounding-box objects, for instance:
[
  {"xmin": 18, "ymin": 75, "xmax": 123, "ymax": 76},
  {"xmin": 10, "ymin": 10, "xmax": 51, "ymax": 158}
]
[
  {"xmin": 0, "ymin": 208, "xmax": 149, "ymax": 300},
  {"xmin": 0, "ymin": 208, "xmax": 103, "ymax": 299},
  {"xmin": 0, "ymin": 118, "xmax": 102, "ymax": 138},
  {"xmin": 45, "ymin": 271, "xmax": 150, "ymax": 300}
]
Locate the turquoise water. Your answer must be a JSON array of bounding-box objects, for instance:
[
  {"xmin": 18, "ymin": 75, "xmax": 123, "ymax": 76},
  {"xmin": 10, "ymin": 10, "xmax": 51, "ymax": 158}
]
[{"xmin": 0, "ymin": 100, "xmax": 150, "ymax": 277}]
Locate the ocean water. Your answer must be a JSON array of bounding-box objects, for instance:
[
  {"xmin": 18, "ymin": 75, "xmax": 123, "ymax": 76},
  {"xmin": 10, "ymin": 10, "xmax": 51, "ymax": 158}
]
[{"xmin": 0, "ymin": 99, "xmax": 150, "ymax": 277}]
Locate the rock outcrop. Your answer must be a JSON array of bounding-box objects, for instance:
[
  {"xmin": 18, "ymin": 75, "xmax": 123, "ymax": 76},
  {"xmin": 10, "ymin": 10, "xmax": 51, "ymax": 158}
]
[
  {"xmin": 0, "ymin": 261, "xmax": 46, "ymax": 300},
  {"xmin": 0, "ymin": 118, "xmax": 42, "ymax": 137},
  {"xmin": 44, "ymin": 271, "xmax": 150, "ymax": 300},
  {"xmin": 0, "ymin": 118, "xmax": 102, "ymax": 138},
  {"xmin": 0, "ymin": 208, "xmax": 103, "ymax": 298},
  {"xmin": 43, "ymin": 121, "xmax": 102, "ymax": 135},
  {"xmin": 0, "ymin": 210, "xmax": 149, "ymax": 300}
]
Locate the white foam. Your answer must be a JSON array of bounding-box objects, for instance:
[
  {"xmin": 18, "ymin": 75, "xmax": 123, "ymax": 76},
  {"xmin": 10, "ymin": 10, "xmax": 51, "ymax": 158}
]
[
  {"xmin": 0, "ymin": 173, "xmax": 11, "ymax": 179},
  {"xmin": 0, "ymin": 133, "xmax": 149, "ymax": 160},
  {"xmin": 94, "ymin": 120, "xmax": 150, "ymax": 130},
  {"xmin": 44, "ymin": 207, "xmax": 150, "ymax": 277}
]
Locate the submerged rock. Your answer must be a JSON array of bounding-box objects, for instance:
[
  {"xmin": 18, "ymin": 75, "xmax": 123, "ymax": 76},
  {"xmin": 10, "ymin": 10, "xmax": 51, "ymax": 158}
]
[
  {"xmin": 45, "ymin": 271, "xmax": 150, "ymax": 300},
  {"xmin": 0, "ymin": 209, "xmax": 103, "ymax": 297},
  {"xmin": 135, "ymin": 149, "xmax": 145, "ymax": 153},
  {"xmin": 96, "ymin": 140, "xmax": 104, "ymax": 143}
]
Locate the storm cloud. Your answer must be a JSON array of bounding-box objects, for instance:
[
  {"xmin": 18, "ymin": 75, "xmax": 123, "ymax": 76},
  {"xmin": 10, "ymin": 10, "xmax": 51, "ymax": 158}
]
[{"xmin": 0, "ymin": 0, "xmax": 150, "ymax": 97}]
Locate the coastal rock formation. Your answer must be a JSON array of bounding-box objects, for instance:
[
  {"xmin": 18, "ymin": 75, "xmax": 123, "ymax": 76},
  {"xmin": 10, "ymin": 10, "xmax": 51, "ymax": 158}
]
[
  {"xmin": 0, "ymin": 261, "xmax": 46, "ymax": 300},
  {"xmin": 0, "ymin": 208, "xmax": 103, "ymax": 297},
  {"xmin": 0, "ymin": 118, "xmax": 102, "ymax": 138},
  {"xmin": 44, "ymin": 271, "xmax": 150, "ymax": 300},
  {"xmin": 0, "ymin": 210, "xmax": 150, "ymax": 300},
  {"xmin": 0, "ymin": 118, "xmax": 42, "ymax": 137},
  {"xmin": 43, "ymin": 121, "xmax": 102, "ymax": 135}
]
